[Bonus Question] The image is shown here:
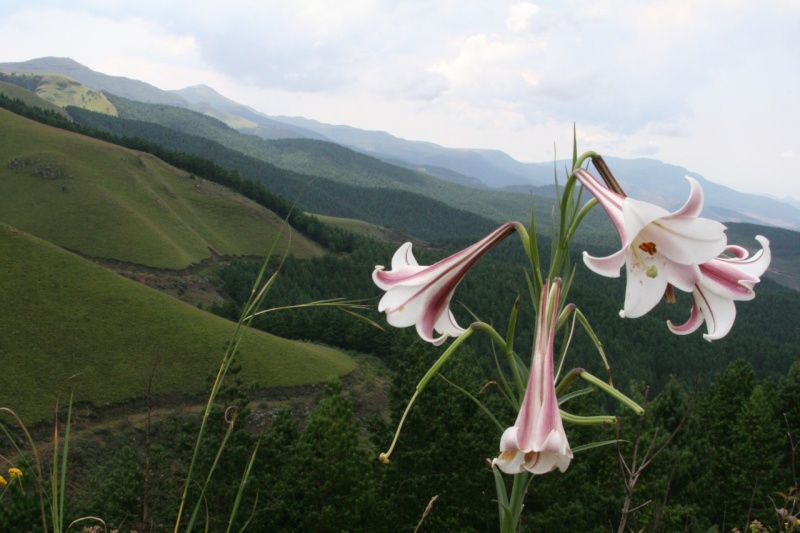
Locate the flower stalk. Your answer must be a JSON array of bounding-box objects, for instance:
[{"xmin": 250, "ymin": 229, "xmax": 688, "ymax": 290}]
[{"xmin": 371, "ymin": 140, "xmax": 767, "ymax": 530}]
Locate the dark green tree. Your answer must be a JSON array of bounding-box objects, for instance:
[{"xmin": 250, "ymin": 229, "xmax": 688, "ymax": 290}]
[{"xmin": 282, "ymin": 378, "xmax": 381, "ymax": 532}]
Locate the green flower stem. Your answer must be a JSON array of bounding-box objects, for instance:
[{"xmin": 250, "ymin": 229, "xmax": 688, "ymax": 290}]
[
  {"xmin": 513, "ymin": 217, "xmax": 543, "ymax": 298},
  {"xmin": 227, "ymin": 433, "xmax": 262, "ymax": 533},
  {"xmin": 565, "ymin": 198, "xmax": 598, "ymax": 244},
  {"xmin": 500, "ymin": 470, "xmax": 532, "ymax": 533},
  {"xmin": 175, "ymin": 217, "xmax": 290, "ymax": 532},
  {"xmin": 555, "ymin": 368, "xmax": 583, "ymax": 396},
  {"xmin": 379, "ymin": 327, "xmax": 475, "ymax": 463},
  {"xmin": 559, "ymin": 411, "xmax": 617, "ymax": 425},
  {"xmin": 492, "ymin": 466, "xmax": 510, "ymax": 531},
  {"xmin": 573, "ymin": 150, "xmax": 600, "ymax": 172},
  {"xmin": 579, "ymin": 370, "xmax": 645, "ymax": 415},
  {"xmin": 472, "ymin": 322, "xmax": 526, "ymax": 397},
  {"xmin": 187, "ymin": 409, "xmax": 239, "ymax": 530}
]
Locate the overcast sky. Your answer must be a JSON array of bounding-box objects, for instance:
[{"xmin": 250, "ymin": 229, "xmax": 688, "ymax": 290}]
[{"xmin": 2, "ymin": 1, "xmax": 799, "ymax": 200}]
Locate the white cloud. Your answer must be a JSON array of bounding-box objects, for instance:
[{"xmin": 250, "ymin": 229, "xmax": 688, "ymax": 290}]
[
  {"xmin": 1, "ymin": 0, "xmax": 799, "ymax": 198},
  {"xmin": 506, "ymin": 3, "xmax": 541, "ymax": 33}
]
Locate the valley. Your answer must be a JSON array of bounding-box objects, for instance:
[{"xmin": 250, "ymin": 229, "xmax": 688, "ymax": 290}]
[{"xmin": 0, "ymin": 59, "xmax": 798, "ymax": 532}]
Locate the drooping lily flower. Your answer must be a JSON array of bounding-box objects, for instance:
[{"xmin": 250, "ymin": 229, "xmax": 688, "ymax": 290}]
[
  {"xmin": 574, "ymin": 168, "xmax": 728, "ymax": 319},
  {"xmin": 493, "ymin": 279, "xmax": 572, "ymax": 475},
  {"xmin": 669, "ymin": 236, "xmax": 771, "ymax": 341},
  {"xmin": 373, "ymin": 223, "xmax": 516, "ymax": 345}
]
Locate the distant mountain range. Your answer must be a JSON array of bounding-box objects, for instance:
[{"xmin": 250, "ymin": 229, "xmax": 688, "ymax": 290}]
[{"xmin": 2, "ymin": 56, "xmax": 800, "ymax": 230}]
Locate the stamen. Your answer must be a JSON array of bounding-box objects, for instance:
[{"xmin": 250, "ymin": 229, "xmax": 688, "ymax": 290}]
[
  {"xmin": 664, "ymin": 284, "xmax": 676, "ymax": 304},
  {"xmin": 638, "ymin": 242, "xmax": 657, "ymax": 255}
]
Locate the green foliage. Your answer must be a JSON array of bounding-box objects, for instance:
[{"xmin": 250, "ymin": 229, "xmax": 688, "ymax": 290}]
[
  {"xmin": 281, "ymin": 379, "xmax": 380, "ymax": 531},
  {"xmin": 102, "ymin": 93, "xmax": 549, "ymax": 228},
  {"xmin": 68, "ymin": 377, "xmax": 383, "ymax": 532},
  {"xmin": 77, "ymin": 446, "xmax": 144, "ymax": 527},
  {"xmin": 62, "ymin": 100, "xmax": 500, "ymax": 243},
  {"xmin": 0, "ymin": 455, "xmax": 44, "ymax": 531},
  {"xmin": 373, "ymin": 342, "xmax": 505, "ymax": 532}
]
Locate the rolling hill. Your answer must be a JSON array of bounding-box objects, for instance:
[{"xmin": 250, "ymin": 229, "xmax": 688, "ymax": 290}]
[
  {"xmin": 0, "ymin": 108, "xmax": 324, "ymax": 269},
  {"xmin": 0, "ymin": 71, "xmax": 116, "ymax": 115},
  {"xmin": 0, "ymin": 79, "xmax": 71, "ymax": 119},
  {"xmin": 0, "ymin": 223, "xmax": 356, "ymax": 424},
  {"xmin": 0, "ymin": 56, "xmax": 187, "ymax": 107}
]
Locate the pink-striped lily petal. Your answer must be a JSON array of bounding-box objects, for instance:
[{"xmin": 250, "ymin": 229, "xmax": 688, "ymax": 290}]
[
  {"xmin": 667, "ymin": 300, "xmax": 704, "ymax": 335},
  {"xmin": 625, "ymin": 182, "xmax": 727, "ymax": 266},
  {"xmin": 669, "ymin": 286, "xmax": 739, "ymax": 340},
  {"xmin": 668, "ymin": 236, "xmax": 771, "ymax": 341},
  {"xmin": 670, "ymin": 176, "xmax": 706, "ymax": 218},
  {"xmin": 575, "ymin": 169, "xmax": 627, "ymax": 241},
  {"xmin": 373, "ymin": 223, "xmax": 516, "ymax": 345},
  {"xmin": 492, "ymin": 279, "xmax": 572, "ymax": 475},
  {"xmin": 582, "ymin": 247, "xmax": 627, "ymax": 278},
  {"xmin": 576, "ymin": 169, "xmax": 729, "ymax": 324}
]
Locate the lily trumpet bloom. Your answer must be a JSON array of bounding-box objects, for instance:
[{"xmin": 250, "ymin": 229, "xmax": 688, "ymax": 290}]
[
  {"xmin": 493, "ymin": 279, "xmax": 572, "ymax": 475},
  {"xmin": 373, "ymin": 223, "xmax": 516, "ymax": 345},
  {"xmin": 669, "ymin": 236, "xmax": 771, "ymax": 341},
  {"xmin": 574, "ymin": 169, "xmax": 728, "ymax": 319}
]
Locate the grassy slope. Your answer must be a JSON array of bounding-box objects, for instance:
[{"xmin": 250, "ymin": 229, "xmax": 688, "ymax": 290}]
[
  {"xmin": 0, "ymin": 80, "xmax": 71, "ymax": 119},
  {"xmin": 314, "ymin": 213, "xmax": 430, "ymax": 245},
  {"xmin": 0, "ymin": 72, "xmax": 116, "ymax": 114},
  {"xmin": 0, "ymin": 109, "xmax": 324, "ymax": 268},
  {"xmin": 0, "ymin": 224, "xmax": 356, "ymax": 424}
]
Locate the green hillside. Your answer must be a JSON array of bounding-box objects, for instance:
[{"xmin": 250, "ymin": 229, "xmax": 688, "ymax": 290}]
[
  {"xmin": 0, "ymin": 224, "xmax": 356, "ymax": 424},
  {"xmin": 0, "ymin": 79, "xmax": 71, "ymax": 119},
  {"xmin": 313, "ymin": 213, "xmax": 420, "ymax": 243},
  {"xmin": 102, "ymin": 93, "xmax": 550, "ymax": 225},
  {"xmin": 63, "ymin": 105, "xmax": 504, "ymax": 242},
  {"xmin": 54, "ymin": 99, "xmax": 797, "ymax": 285},
  {"xmin": 0, "ymin": 108, "xmax": 324, "ymax": 268},
  {"xmin": 0, "ymin": 71, "xmax": 116, "ymax": 114}
]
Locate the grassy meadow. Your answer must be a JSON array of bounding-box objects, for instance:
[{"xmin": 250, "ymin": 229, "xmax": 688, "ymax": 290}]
[
  {"xmin": 0, "ymin": 109, "xmax": 324, "ymax": 268},
  {"xmin": 0, "ymin": 224, "xmax": 356, "ymax": 424}
]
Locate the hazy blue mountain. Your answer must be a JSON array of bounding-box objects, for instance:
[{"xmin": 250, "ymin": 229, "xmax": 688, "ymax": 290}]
[
  {"xmin": 504, "ymin": 156, "xmax": 800, "ymax": 228},
  {"xmin": 601, "ymin": 157, "xmax": 800, "ymax": 228},
  {"xmin": 382, "ymin": 158, "xmax": 490, "ymax": 189},
  {"xmin": 267, "ymin": 115, "xmax": 555, "ymax": 188},
  {"xmin": 172, "ymin": 85, "xmax": 329, "ymax": 141},
  {"xmin": 258, "ymin": 118, "xmax": 800, "ymax": 228},
  {"xmin": 4, "ymin": 56, "xmax": 800, "ymax": 229}
]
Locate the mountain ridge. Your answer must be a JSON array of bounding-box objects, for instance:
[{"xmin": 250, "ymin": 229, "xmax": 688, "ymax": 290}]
[{"xmin": 2, "ymin": 56, "xmax": 798, "ymax": 230}]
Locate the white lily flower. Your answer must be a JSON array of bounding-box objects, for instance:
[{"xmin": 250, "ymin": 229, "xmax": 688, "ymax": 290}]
[
  {"xmin": 575, "ymin": 169, "xmax": 728, "ymax": 319},
  {"xmin": 372, "ymin": 223, "xmax": 515, "ymax": 345},
  {"xmin": 493, "ymin": 279, "xmax": 572, "ymax": 475},
  {"xmin": 669, "ymin": 236, "xmax": 771, "ymax": 341}
]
